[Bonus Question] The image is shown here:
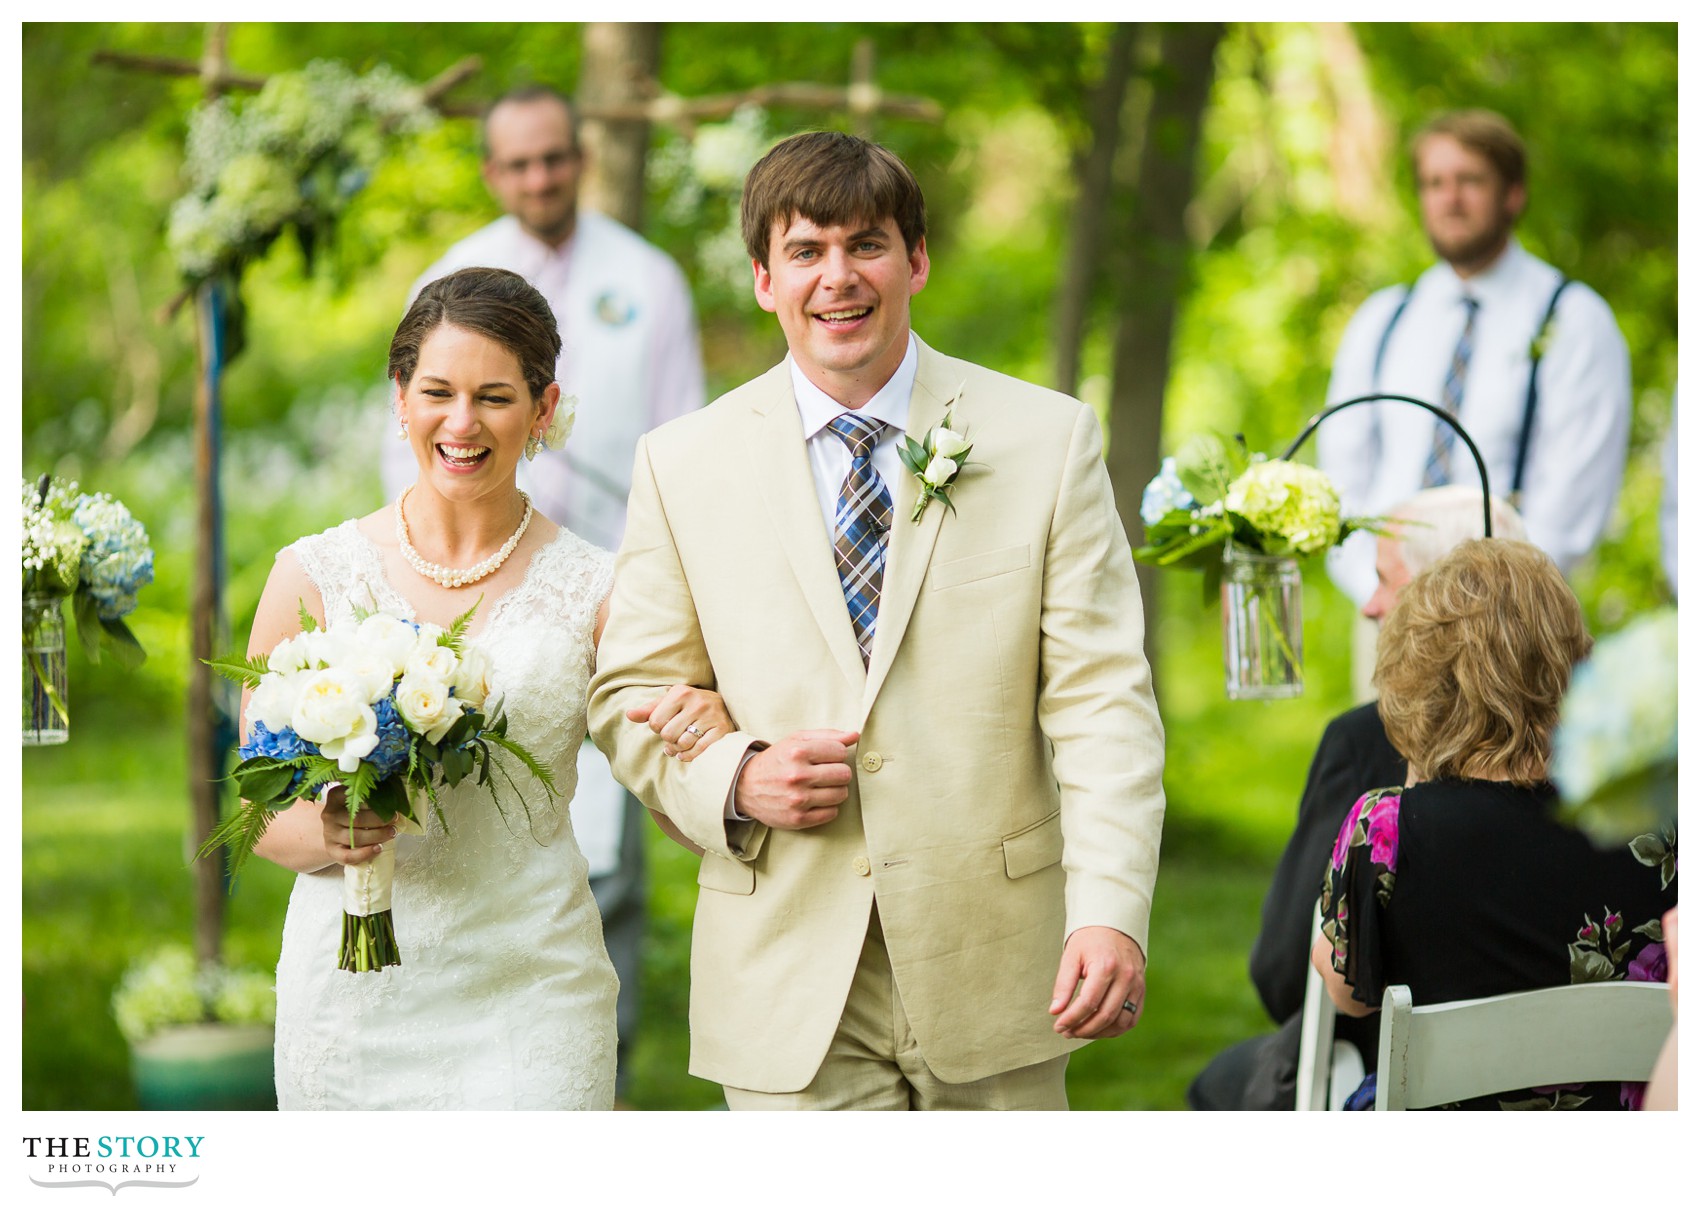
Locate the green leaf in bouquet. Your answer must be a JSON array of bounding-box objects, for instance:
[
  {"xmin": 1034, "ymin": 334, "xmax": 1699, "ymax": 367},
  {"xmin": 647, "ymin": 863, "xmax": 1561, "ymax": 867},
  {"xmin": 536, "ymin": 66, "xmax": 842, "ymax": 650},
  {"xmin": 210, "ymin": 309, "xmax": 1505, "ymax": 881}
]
[
  {"xmin": 196, "ymin": 799, "xmax": 279, "ymax": 882},
  {"xmin": 485, "ymin": 730, "xmax": 559, "ymax": 799},
  {"xmin": 437, "ymin": 709, "xmax": 482, "ymax": 750},
  {"xmin": 444, "ymin": 595, "xmax": 483, "ymax": 653},
  {"xmin": 296, "ymin": 600, "xmax": 320, "ymax": 633},
  {"xmin": 235, "ymin": 759, "xmax": 309, "ymax": 807},
  {"xmin": 366, "ymin": 774, "xmax": 413, "ymax": 825},
  {"xmin": 340, "ymin": 760, "xmax": 380, "ymax": 819},
  {"xmin": 205, "ymin": 651, "xmax": 274, "ymax": 688},
  {"xmin": 441, "ymin": 744, "xmax": 472, "ymax": 786}
]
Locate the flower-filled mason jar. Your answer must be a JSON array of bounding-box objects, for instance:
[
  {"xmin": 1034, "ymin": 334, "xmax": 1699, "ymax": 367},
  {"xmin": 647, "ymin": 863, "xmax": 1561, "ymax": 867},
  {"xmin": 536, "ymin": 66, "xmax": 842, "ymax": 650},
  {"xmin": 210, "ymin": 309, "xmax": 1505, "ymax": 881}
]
[
  {"xmin": 1221, "ymin": 544, "xmax": 1303, "ymax": 701},
  {"xmin": 23, "ymin": 593, "xmax": 69, "ymax": 744}
]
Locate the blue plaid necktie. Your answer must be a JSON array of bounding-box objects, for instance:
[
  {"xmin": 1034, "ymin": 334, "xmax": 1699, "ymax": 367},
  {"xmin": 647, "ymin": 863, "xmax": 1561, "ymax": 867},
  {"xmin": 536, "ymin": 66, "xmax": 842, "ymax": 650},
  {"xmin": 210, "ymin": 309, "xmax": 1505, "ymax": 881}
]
[
  {"xmin": 826, "ymin": 414, "xmax": 892, "ymax": 667},
  {"xmin": 1423, "ymin": 295, "xmax": 1480, "ymax": 488}
]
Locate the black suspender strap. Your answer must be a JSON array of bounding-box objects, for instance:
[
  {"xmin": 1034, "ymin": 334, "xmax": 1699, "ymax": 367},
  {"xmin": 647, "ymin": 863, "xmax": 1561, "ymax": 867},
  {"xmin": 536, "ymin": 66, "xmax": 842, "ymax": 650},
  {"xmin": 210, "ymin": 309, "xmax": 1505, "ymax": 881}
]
[
  {"xmin": 1371, "ymin": 286, "xmax": 1414, "ymax": 390},
  {"xmin": 1509, "ymin": 276, "xmax": 1572, "ymax": 501}
]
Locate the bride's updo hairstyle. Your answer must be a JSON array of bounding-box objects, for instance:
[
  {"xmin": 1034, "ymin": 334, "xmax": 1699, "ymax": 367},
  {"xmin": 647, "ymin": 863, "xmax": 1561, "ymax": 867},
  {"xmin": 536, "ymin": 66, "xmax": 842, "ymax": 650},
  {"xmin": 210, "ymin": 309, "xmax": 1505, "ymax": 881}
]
[{"xmin": 387, "ymin": 266, "xmax": 561, "ymax": 401}]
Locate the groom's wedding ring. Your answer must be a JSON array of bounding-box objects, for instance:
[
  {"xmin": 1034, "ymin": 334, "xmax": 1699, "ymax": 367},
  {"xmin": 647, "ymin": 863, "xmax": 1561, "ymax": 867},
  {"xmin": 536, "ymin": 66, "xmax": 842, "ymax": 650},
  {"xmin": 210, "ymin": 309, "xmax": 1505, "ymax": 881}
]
[
  {"xmin": 683, "ymin": 724, "xmax": 703, "ymax": 738},
  {"xmin": 1121, "ymin": 999, "xmax": 1139, "ymax": 1016}
]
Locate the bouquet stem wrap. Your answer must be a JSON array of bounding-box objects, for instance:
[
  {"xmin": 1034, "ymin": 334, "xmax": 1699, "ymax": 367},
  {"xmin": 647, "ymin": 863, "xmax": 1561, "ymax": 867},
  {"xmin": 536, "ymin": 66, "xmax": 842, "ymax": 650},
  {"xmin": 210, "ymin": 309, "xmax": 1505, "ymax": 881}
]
[{"xmin": 338, "ymin": 814, "xmax": 422, "ymax": 973}]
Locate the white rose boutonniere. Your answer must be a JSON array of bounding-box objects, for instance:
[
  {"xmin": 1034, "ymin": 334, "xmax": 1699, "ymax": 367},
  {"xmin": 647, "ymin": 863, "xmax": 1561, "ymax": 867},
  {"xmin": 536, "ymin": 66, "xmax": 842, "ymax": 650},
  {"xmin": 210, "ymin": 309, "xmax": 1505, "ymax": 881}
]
[{"xmin": 898, "ymin": 413, "xmax": 974, "ymax": 524}]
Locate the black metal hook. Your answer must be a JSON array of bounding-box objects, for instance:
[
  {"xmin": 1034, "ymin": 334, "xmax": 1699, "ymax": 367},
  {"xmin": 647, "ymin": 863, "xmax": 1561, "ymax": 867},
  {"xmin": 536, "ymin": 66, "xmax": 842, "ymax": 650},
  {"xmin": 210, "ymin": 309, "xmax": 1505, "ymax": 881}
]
[{"xmin": 1279, "ymin": 393, "xmax": 1493, "ymax": 539}]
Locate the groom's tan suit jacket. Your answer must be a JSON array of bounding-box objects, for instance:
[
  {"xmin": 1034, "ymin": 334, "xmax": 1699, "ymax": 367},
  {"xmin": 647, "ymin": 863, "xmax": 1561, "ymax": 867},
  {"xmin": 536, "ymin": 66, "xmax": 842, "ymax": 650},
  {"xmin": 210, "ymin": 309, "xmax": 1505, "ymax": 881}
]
[{"xmin": 588, "ymin": 337, "xmax": 1165, "ymax": 1092}]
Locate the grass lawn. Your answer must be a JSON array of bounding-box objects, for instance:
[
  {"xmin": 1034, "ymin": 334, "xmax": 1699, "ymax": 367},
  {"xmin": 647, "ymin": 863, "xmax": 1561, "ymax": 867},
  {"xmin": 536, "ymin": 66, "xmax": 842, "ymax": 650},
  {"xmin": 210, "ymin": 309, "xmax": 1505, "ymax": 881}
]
[{"xmin": 22, "ymin": 576, "xmax": 1353, "ymax": 1111}]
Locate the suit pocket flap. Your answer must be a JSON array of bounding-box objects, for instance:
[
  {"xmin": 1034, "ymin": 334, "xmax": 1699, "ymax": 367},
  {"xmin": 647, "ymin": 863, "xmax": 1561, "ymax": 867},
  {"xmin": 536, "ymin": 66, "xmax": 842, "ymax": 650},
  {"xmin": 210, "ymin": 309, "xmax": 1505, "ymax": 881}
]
[
  {"xmin": 929, "ymin": 543, "xmax": 1031, "ymax": 591},
  {"xmin": 697, "ymin": 852, "xmax": 756, "ymax": 895},
  {"xmin": 1002, "ymin": 810, "xmax": 1063, "ymax": 879}
]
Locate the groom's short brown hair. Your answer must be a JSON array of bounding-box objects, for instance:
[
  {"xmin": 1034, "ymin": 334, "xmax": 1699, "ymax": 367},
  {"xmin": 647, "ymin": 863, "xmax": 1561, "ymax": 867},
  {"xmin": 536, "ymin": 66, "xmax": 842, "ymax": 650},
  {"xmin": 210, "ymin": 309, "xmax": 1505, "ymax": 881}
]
[{"xmin": 740, "ymin": 131, "xmax": 927, "ymax": 268}]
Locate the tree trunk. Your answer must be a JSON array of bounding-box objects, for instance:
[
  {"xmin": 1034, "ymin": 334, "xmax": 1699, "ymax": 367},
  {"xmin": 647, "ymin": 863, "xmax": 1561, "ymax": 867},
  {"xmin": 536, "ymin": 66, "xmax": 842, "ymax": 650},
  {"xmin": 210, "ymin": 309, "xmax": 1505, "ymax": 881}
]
[
  {"xmin": 1105, "ymin": 23, "xmax": 1223, "ymax": 669},
  {"xmin": 1053, "ymin": 23, "xmax": 1139, "ymax": 396},
  {"xmin": 578, "ymin": 22, "xmax": 662, "ymax": 232},
  {"xmin": 189, "ymin": 286, "xmax": 225, "ymax": 969}
]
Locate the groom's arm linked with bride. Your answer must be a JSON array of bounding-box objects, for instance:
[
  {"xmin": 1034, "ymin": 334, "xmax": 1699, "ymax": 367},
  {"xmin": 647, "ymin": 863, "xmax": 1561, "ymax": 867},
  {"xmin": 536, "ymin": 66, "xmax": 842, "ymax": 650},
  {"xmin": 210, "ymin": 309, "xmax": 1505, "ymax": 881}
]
[{"xmin": 588, "ymin": 131, "xmax": 1165, "ymax": 1110}]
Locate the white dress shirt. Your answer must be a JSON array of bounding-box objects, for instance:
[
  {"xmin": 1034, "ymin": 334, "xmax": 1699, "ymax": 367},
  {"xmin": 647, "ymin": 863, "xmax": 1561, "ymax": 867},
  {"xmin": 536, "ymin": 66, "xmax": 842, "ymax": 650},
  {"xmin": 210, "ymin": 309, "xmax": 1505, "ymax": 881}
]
[
  {"xmin": 1319, "ymin": 238, "xmax": 1631, "ymax": 604},
  {"xmin": 788, "ymin": 334, "xmax": 919, "ymax": 535}
]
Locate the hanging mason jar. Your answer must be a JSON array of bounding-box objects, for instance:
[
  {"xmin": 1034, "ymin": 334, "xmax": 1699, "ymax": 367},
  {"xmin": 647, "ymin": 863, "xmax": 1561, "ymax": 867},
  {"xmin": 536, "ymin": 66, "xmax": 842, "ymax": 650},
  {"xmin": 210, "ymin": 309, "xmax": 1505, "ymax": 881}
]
[
  {"xmin": 1221, "ymin": 543, "xmax": 1304, "ymax": 700},
  {"xmin": 23, "ymin": 593, "xmax": 70, "ymax": 745}
]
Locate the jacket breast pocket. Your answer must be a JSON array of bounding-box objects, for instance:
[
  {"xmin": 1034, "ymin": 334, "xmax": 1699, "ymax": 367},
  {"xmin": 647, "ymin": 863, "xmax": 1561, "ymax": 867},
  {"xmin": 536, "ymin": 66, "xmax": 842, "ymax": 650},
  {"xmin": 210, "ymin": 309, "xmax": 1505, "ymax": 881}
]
[
  {"xmin": 1002, "ymin": 809, "xmax": 1063, "ymax": 879},
  {"xmin": 697, "ymin": 851, "xmax": 755, "ymax": 895},
  {"xmin": 928, "ymin": 543, "xmax": 1031, "ymax": 591}
]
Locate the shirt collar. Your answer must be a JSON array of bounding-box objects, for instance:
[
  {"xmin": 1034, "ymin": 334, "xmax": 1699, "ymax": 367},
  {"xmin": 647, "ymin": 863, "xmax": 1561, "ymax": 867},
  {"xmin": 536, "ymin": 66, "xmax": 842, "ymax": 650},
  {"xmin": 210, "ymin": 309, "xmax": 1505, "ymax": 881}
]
[
  {"xmin": 508, "ymin": 218, "xmax": 576, "ymax": 267},
  {"xmin": 1439, "ymin": 235, "xmax": 1525, "ymax": 306},
  {"xmin": 790, "ymin": 334, "xmax": 918, "ymax": 441}
]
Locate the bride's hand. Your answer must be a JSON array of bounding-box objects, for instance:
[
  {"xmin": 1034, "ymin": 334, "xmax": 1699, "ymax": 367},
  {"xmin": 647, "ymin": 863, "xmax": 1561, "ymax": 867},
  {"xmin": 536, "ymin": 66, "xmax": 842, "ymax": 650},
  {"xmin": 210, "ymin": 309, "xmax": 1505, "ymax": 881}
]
[
  {"xmin": 320, "ymin": 785, "xmax": 396, "ymax": 867},
  {"xmin": 626, "ymin": 686, "xmax": 736, "ymax": 763}
]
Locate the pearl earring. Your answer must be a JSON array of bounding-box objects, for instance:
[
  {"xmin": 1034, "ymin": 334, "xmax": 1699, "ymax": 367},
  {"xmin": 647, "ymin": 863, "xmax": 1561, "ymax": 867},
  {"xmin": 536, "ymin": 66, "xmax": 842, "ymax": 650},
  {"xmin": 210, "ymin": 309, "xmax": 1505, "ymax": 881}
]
[
  {"xmin": 525, "ymin": 433, "xmax": 542, "ymax": 461},
  {"xmin": 397, "ymin": 419, "xmax": 409, "ymax": 441}
]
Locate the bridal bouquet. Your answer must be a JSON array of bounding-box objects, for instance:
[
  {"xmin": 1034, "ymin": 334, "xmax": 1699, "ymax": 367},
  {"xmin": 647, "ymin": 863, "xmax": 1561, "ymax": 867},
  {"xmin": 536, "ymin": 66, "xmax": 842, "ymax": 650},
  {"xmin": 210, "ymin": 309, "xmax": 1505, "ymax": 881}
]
[{"xmin": 200, "ymin": 601, "xmax": 555, "ymax": 972}]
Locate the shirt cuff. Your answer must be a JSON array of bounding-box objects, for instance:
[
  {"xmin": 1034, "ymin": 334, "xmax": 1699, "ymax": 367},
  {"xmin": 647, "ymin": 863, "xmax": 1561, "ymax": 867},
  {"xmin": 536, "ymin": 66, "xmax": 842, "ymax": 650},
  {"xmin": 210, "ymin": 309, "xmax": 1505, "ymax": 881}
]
[{"xmin": 723, "ymin": 741, "xmax": 770, "ymax": 821}]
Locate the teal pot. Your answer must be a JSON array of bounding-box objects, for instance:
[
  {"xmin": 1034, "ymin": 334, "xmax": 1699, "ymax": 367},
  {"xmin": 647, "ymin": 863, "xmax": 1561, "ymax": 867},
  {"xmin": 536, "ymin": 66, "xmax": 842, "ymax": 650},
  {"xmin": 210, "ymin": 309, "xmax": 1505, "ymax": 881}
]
[{"xmin": 130, "ymin": 1024, "xmax": 276, "ymax": 1111}]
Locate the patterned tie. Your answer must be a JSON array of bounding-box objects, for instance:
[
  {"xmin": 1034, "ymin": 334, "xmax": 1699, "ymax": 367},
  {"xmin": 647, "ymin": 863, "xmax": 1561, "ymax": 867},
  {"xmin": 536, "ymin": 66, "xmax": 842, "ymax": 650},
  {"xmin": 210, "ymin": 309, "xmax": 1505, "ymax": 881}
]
[
  {"xmin": 1423, "ymin": 295, "xmax": 1480, "ymax": 488},
  {"xmin": 826, "ymin": 414, "xmax": 892, "ymax": 667}
]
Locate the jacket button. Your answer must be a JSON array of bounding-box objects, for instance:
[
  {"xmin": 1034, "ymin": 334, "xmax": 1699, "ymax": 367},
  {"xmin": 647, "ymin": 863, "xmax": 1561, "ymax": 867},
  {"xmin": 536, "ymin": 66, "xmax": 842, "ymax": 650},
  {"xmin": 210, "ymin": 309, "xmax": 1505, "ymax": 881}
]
[
  {"xmin": 852, "ymin": 856, "xmax": 871, "ymax": 876},
  {"xmin": 861, "ymin": 751, "xmax": 883, "ymax": 772}
]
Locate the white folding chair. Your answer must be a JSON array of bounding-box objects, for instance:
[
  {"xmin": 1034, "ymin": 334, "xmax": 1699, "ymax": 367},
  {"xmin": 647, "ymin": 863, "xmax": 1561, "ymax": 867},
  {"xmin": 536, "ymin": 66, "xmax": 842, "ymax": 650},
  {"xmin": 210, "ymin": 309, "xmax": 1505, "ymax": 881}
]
[
  {"xmin": 1374, "ymin": 980, "xmax": 1673, "ymax": 1110},
  {"xmin": 1295, "ymin": 901, "xmax": 1366, "ymax": 1111}
]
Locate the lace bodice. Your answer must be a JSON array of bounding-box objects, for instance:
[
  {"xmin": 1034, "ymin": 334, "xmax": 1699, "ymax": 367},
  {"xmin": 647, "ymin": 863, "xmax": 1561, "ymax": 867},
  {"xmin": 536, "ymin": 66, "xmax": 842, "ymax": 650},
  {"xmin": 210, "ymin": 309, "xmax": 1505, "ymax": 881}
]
[{"xmin": 271, "ymin": 519, "xmax": 619, "ymax": 1111}]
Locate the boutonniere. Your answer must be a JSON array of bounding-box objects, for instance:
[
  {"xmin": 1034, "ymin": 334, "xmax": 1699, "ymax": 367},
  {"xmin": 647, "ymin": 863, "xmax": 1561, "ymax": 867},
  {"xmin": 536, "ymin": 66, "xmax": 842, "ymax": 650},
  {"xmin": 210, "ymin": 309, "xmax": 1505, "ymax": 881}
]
[
  {"xmin": 898, "ymin": 412, "xmax": 973, "ymax": 524},
  {"xmin": 1529, "ymin": 315, "xmax": 1559, "ymax": 362}
]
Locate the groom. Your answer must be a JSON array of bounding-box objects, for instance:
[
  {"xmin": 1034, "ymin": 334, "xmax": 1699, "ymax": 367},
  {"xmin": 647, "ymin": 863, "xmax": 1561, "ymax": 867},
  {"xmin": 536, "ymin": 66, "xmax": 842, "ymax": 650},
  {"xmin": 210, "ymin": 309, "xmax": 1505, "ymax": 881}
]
[{"xmin": 589, "ymin": 131, "xmax": 1166, "ymax": 1109}]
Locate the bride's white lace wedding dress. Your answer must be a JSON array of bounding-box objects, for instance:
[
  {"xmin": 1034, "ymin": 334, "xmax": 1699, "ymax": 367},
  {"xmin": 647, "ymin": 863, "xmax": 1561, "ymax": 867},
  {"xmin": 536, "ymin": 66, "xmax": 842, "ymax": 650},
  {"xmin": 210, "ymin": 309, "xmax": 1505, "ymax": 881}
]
[{"xmin": 272, "ymin": 521, "xmax": 618, "ymax": 1110}]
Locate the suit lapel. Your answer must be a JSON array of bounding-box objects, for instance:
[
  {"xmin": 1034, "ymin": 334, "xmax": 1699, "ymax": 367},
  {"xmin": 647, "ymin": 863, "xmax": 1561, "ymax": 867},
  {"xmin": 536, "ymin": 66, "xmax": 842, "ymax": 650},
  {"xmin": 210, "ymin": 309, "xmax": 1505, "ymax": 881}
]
[
  {"xmin": 862, "ymin": 339, "xmax": 966, "ymax": 710},
  {"xmin": 745, "ymin": 364, "xmax": 868, "ymax": 690}
]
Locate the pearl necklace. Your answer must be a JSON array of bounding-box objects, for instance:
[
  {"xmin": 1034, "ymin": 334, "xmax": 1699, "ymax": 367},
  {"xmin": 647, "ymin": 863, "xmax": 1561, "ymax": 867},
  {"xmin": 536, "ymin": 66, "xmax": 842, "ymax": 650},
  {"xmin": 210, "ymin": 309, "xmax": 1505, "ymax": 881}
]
[{"xmin": 395, "ymin": 487, "xmax": 533, "ymax": 590}]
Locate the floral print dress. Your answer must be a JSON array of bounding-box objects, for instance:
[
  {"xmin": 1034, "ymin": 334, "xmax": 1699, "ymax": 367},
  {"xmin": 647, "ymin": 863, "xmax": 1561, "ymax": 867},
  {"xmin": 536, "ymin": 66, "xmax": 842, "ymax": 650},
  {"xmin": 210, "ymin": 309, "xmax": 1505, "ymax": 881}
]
[{"xmin": 1320, "ymin": 778, "xmax": 1676, "ymax": 1110}]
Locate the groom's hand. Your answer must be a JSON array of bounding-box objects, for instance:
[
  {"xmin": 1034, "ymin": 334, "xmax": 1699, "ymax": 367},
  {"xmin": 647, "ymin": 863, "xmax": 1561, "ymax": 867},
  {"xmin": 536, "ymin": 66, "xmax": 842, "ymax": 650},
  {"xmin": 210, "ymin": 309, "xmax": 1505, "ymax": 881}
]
[
  {"xmin": 1049, "ymin": 926, "xmax": 1147, "ymax": 1040},
  {"xmin": 733, "ymin": 729, "xmax": 860, "ymax": 830}
]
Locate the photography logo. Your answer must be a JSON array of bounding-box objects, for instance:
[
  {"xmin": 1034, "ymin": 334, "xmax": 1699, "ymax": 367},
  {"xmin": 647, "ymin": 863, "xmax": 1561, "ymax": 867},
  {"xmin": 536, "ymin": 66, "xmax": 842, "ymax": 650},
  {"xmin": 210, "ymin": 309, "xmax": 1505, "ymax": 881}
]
[{"xmin": 23, "ymin": 1135, "xmax": 203, "ymax": 1195}]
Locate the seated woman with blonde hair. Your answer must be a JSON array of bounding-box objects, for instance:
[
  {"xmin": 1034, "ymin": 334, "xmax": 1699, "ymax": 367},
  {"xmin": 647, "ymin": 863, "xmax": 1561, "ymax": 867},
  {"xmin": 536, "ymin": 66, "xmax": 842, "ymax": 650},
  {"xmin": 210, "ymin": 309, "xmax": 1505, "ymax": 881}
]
[{"xmin": 1311, "ymin": 539, "xmax": 1676, "ymax": 1110}]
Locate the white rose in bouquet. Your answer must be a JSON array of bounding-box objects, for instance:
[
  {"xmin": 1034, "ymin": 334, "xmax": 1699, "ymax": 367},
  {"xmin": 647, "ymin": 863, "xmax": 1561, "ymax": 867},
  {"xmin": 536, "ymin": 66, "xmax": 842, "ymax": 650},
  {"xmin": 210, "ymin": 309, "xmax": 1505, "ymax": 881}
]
[
  {"xmin": 292, "ymin": 668, "xmax": 381, "ymax": 770},
  {"xmin": 395, "ymin": 672, "xmax": 459, "ymax": 743},
  {"xmin": 453, "ymin": 644, "xmax": 493, "ymax": 710},
  {"xmin": 344, "ymin": 647, "xmax": 402, "ymax": 704},
  {"xmin": 406, "ymin": 641, "xmax": 460, "ymax": 685}
]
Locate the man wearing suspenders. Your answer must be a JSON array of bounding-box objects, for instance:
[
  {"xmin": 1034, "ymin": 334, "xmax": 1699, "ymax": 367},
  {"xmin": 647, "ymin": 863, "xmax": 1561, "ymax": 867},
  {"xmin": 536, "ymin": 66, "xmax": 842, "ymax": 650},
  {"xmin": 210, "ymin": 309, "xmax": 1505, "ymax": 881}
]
[{"xmin": 1319, "ymin": 110, "xmax": 1631, "ymax": 648}]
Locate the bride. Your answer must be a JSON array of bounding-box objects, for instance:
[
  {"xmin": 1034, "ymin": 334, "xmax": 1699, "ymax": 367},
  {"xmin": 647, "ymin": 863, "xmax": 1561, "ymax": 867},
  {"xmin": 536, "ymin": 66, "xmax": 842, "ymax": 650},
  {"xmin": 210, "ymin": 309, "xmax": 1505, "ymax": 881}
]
[{"xmin": 244, "ymin": 266, "xmax": 730, "ymax": 1110}]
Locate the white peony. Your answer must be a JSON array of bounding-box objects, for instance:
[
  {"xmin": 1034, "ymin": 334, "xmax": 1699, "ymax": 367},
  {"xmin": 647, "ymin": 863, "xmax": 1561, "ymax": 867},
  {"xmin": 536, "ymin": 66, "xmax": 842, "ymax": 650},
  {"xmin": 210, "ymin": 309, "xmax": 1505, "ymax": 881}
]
[
  {"xmin": 415, "ymin": 622, "xmax": 447, "ymax": 650},
  {"xmin": 453, "ymin": 643, "xmax": 492, "ymax": 710},
  {"xmin": 301, "ymin": 627, "xmax": 353, "ymax": 670},
  {"xmin": 343, "ymin": 647, "xmax": 401, "ymax": 704},
  {"xmin": 267, "ymin": 633, "xmax": 312, "ymax": 674},
  {"xmin": 922, "ymin": 454, "xmax": 959, "ymax": 488},
  {"xmin": 356, "ymin": 613, "xmax": 422, "ymax": 679},
  {"xmin": 291, "ymin": 669, "xmax": 380, "ymax": 771},
  {"xmin": 931, "ymin": 426, "xmax": 970, "ymax": 459},
  {"xmin": 249, "ymin": 669, "xmax": 308, "ymax": 732},
  {"xmin": 395, "ymin": 673, "xmax": 458, "ymax": 743}
]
